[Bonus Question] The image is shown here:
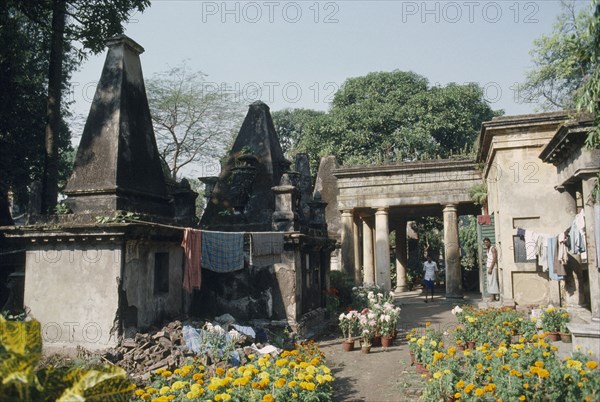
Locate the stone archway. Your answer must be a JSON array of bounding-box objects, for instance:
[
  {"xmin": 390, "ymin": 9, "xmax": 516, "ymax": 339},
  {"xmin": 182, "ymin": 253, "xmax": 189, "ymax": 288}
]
[{"xmin": 333, "ymin": 159, "xmax": 481, "ymax": 298}]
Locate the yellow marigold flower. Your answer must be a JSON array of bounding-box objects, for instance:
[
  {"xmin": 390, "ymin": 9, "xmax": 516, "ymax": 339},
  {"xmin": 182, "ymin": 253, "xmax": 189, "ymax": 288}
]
[
  {"xmin": 258, "ymin": 371, "xmax": 270, "ymax": 380},
  {"xmin": 292, "ymin": 393, "xmax": 298, "ymax": 398},
  {"xmin": 155, "ymin": 369, "xmax": 164, "ymax": 375},
  {"xmin": 534, "ymin": 361, "xmax": 544, "ymax": 368},
  {"xmin": 141, "ymin": 394, "xmax": 151, "ymax": 401},
  {"xmin": 172, "ymin": 381, "xmax": 186, "ymax": 391},
  {"xmin": 259, "ymin": 378, "xmax": 270, "ymax": 387},
  {"xmin": 475, "ymin": 388, "xmax": 484, "ymax": 397},
  {"xmin": 454, "ymin": 393, "xmax": 462, "ymax": 399},
  {"xmin": 302, "ymin": 381, "xmax": 316, "ymax": 391},
  {"xmin": 280, "ymin": 367, "xmax": 290, "ymax": 375},
  {"xmin": 276, "ymin": 359, "xmax": 288, "ymax": 367},
  {"xmin": 323, "ymin": 374, "xmax": 333, "ymax": 382},
  {"xmin": 456, "ymin": 380, "xmax": 465, "ymax": 389},
  {"xmin": 275, "ymin": 378, "xmax": 287, "ymax": 388},
  {"xmin": 251, "ymin": 382, "xmax": 260, "ymax": 389},
  {"xmin": 580, "ymin": 370, "xmax": 587, "ymax": 375},
  {"xmin": 433, "ymin": 371, "xmax": 443, "ymax": 379},
  {"xmin": 161, "ymin": 370, "xmax": 172, "ymax": 378},
  {"xmin": 443, "ymin": 369, "xmax": 451, "ymax": 375},
  {"xmin": 305, "ymin": 374, "xmax": 314, "ymax": 382},
  {"xmin": 135, "ymin": 389, "xmax": 145, "ymax": 396},
  {"xmin": 578, "ymin": 382, "xmax": 584, "ymax": 387},
  {"xmin": 174, "ymin": 368, "xmax": 181, "ymax": 375},
  {"xmin": 512, "ymin": 353, "xmax": 520, "ymax": 358},
  {"xmin": 475, "ymin": 363, "xmax": 483, "ymax": 370},
  {"xmin": 262, "ymin": 394, "xmax": 274, "ymax": 402},
  {"xmin": 159, "ymin": 386, "xmax": 170, "ymax": 395},
  {"xmin": 586, "ymin": 361, "xmax": 598, "ymax": 370},
  {"xmin": 426, "ymin": 321, "xmax": 431, "ymax": 327},
  {"xmin": 430, "ymin": 340, "xmax": 438, "ymax": 347},
  {"xmin": 146, "ymin": 387, "xmax": 157, "ymax": 395},
  {"xmin": 288, "ymin": 380, "xmax": 298, "ymax": 387},
  {"xmin": 519, "ymin": 396, "xmax": 526, "ymax": 401},
  {"xmin": 248, "ymin": 354, "xmax": 255, "ymax": 360},
  {"xmin": 207, "ymin": 383, "xmax": 219, "ymax": 391},
  {"xmin": 464, "ymin": 383, "xmax": 475, "ymax": 394}
]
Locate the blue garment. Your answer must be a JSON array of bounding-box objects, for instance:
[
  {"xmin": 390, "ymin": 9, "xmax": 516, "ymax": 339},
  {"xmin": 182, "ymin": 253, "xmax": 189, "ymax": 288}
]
[
  {"xmin": 201, "ymin": 231, "xmax": 245, "ymax": 272},
  {"xmin": 547, "ymin": 236, "xmax": 563, "ymax": 281}
]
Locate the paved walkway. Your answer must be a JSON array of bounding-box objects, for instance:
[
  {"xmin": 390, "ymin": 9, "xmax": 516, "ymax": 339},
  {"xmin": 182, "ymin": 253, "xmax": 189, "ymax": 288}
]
[{"xmin": 317, "ymin": 291, "xmax": 574, "ymax": 402}]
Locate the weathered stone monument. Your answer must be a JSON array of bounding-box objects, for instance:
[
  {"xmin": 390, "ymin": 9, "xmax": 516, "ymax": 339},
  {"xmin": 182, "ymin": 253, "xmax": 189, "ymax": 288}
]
[
  {"xmin": 198, "ymin": 101, "xmax": 334, "ymax": 333},
  {"xmin": 2, "ymin": 36, "xmax": 193, "ymax": 351}
]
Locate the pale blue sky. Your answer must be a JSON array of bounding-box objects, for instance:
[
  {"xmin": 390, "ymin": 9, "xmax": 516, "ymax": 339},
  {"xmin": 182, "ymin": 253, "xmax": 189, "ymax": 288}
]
[{"xmin": 69, "ymin": 1, "xmax": 584, "ymax": 128}]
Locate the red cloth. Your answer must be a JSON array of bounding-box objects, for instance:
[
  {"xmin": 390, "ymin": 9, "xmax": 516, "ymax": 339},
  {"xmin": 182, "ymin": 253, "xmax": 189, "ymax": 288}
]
[
  {"xmin": 477, "ymin": 215, "xmax": 492, "ymax": 225},
  {"xmin": 182, "ymin": 228, "xmax": 202, "ymax": 292}
]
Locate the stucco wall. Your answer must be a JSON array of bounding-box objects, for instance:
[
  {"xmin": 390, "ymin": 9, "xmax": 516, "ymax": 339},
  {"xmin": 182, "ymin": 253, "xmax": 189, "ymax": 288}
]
[
  {"xmin": 123, "ymin": 240, "xmax": 183, "ymax": 330},
  {"xmin": 485, "ymin": 126, "xmax": 576, "ymax": 305},
  {"xmin": 24, "ymin": 243, "xmax": 122, "ymax": 350}
]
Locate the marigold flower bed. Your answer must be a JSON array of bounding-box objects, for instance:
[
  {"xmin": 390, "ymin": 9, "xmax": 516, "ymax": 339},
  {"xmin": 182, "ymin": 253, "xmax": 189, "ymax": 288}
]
[
  {"xmin": 132, "ymin": 341, "xmax": 334, "ymax": 402},
  {"xmin": 413, "ymin": 307, "xmax": 600, "ymax": 402}
]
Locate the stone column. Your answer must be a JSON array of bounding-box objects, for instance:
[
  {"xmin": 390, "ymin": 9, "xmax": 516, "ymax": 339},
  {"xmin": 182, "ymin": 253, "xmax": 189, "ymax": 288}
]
[
  {"xmin": 353, "ymin": 216, "xmax": 362, "ymax": 285},
  {"xmin": 395, "ymin": 220, "xmax": 409, "ymax": 293},
  {"xmin": 340, "ymin": 209, "xmax": 355, "ymax": 278},
  {"xmin": 582, "ymin": 177, "xmax": 600, "ymax": 321},
  {"xmin": 375, "ymin": 208, "xmax": 391, "ymax": 292},
  {"xmin": 443, "ymin": 204, "xmax": 463, "ymax": 298},
  {"xmin": 362, "ymin": 215, "xmax": 375, "ymax": 285}
]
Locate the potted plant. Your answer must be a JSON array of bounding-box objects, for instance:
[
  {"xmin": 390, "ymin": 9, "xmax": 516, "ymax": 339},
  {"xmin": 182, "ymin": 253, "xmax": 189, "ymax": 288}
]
[
  {"xmin": 559, "ymin": 322, "xmax": 572, "ymax": 343},
  {"xmin": 540, "ymin": 307, "xmax": 569, "ymax": 341},
  {"xmin": 339, "ymin": 310, "xmax": 360, "ymax": 351},
  {"xmin": 379, "ymin": 303, "xmax": 401, "ymax": 347},
  {"xmin": 358, "ymin": 309, "xmax": 376, "ymax": 353}
]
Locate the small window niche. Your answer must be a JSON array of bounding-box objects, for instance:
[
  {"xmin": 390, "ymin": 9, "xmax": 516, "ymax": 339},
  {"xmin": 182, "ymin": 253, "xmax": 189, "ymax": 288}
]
[{"xmin": 154, "ymin": 252, "xmax": 170, "ymax": 295}]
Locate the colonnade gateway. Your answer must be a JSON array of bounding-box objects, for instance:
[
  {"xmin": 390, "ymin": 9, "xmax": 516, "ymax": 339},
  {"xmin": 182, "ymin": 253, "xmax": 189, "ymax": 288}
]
[{"xmin": 332, "ymin": 159, "xmax": 481, "ymax": 298}]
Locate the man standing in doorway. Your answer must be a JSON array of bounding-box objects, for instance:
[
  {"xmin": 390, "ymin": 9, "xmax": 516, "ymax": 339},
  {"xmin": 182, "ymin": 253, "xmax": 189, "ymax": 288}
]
[
  {"xmin": 484, "ymin": 237, "xmax": 499, "ymax": 302},
  {"xmin": 423, "ymin": 255, "xmax": 438, "ymax": 303}
]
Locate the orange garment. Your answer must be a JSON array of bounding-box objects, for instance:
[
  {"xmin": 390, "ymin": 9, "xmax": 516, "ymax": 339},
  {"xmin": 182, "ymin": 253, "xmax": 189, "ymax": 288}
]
[{"xmin": 182, "ymin": 228, "xmax": 202, "ymax": 292}]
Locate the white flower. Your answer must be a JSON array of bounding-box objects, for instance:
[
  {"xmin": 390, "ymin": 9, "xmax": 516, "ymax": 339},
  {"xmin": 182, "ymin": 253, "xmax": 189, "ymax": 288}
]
[
  {"xmin": 451, "ymin": 306, "xmax": 463, "ymax": 315},
  {"xmin": 339, "ymin": 313, "xmax": 346, "ymax": 321}
]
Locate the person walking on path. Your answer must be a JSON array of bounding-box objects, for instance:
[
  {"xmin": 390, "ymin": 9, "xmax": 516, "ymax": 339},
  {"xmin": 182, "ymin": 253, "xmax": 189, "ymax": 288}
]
[
  {"xmin": 423, "ymin": 255, "xmax": 438, "ymax": 303},
  {"xmin": 484, "ymin": 237, "xmax": 500, "ymax": 301}
]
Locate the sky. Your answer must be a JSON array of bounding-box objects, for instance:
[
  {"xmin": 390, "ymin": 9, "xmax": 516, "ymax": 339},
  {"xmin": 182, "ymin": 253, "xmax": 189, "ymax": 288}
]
[{"xmin": 67, "ymin": 0, "xmax": 585, "ymax": 175}]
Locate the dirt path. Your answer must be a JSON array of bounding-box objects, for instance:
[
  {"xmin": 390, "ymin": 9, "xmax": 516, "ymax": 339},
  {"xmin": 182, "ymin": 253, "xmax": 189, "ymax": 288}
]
[{"xmin": 318, "ymin": 292, "xmax": 473, "ymax": 402}]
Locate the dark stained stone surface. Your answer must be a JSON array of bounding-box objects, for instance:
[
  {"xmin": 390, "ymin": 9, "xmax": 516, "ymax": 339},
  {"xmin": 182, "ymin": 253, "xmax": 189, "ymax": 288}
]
[
  {"xmin": 64, "ymin": 35, "xmax": 172, "ymax": 218},
  {"xmin": 200, "ymin": 101, "xmax": 288, "ymax": 230},
  {"xmin": 314, "ymin": 156, "xmax": 340, "ymax": 239}
]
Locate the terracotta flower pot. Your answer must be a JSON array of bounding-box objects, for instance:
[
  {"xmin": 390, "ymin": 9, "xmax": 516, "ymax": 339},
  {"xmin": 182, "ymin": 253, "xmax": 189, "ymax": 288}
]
[
  {"xmin": 415, "ymin": 362, "xmax": 431, "ymax": 377},
  {"xmin": 560, "ymin": 332, "xmax": 572, "ymax": 343},
  {"xmin": 381, "ymin": 335, "xmax": 394, "ymax": 348},
  {"xmin": 546, "ymin": 332, "xmax": 560, "ymax": 342},
  {"xmin": 371, "ymin": 335, "xmax": 382, "ymax": 347},
  {"xmin": 361, "ymin": 345, "xmax": 371, "ymax": 354},
  {"xmin": 342, "ymin": 339, "xmax": 355, "ymax": 352},
  {"xmin": 409, "ymin": 351, "xmax": 416, "ymax": 364}
]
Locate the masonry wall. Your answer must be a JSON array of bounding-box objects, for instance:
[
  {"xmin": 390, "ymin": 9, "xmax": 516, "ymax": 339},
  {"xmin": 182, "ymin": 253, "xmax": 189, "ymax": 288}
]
[
  {"xmin": 23, "ymin": 243, "xmax": 122, "ymax": 351},
  {"xmin": 485, "ymin": 129, "xmax": 576, "ymax": 306},
  {"xmin": 122, "ymin": 241, "xmax": 183, "ymax": 331}
]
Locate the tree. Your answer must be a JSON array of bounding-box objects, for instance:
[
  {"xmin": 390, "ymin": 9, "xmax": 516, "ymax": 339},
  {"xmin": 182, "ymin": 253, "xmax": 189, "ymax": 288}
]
[
  {"xmin": 522, "ymin": 0, "xmax": 595, "ymax": 111},
  {"xmin": 279, "ymin": 70, "xmax": 496, "ymax": 171},
  {"xmin": 271, "ymin": 108, "xmax": 325, "ymax": 156},
  {"xmin": 146, "ymin": 64, "xmax": 246, "ymax": 179},
  {"xmin": 579, "ymin": 0, "xmax": 600, "ymax": 147},
  {"xmin": 0, "ymin": 2, "xmax": 75, "ymax": 223},
  {"xmin": 16, "ymin": 0, "xmax": 150, "ymax": 213}
]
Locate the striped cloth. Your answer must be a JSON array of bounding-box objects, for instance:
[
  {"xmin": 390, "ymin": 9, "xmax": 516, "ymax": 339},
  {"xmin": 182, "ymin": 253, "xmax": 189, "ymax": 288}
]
[
  {"xmin": 201, "ymin": 231, "xmax": 245, "ymax": 272},
  {"xmin": 249, "ymin": 232, "xmax": 284, "ymax": 267}
]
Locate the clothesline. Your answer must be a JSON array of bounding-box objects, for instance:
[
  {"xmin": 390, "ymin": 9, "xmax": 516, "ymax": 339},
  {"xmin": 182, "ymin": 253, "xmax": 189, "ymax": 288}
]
[
  {"xmin": 181, "ymin": 229, "xmax": 285, "ymax": 293},
  {"xmin": 515, "ymin": 210, "xmax": 587, "ymax": 281}
]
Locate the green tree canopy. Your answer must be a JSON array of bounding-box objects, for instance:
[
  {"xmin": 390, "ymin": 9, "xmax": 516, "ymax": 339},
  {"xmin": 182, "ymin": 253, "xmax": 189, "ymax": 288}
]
[
  {"xmin": 521, "ymin": 0, "xmax": 595, "ymax": 111},
  {"xmin": 273, "ymin": 70, "xmax": 498, "ymax": 170}
]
